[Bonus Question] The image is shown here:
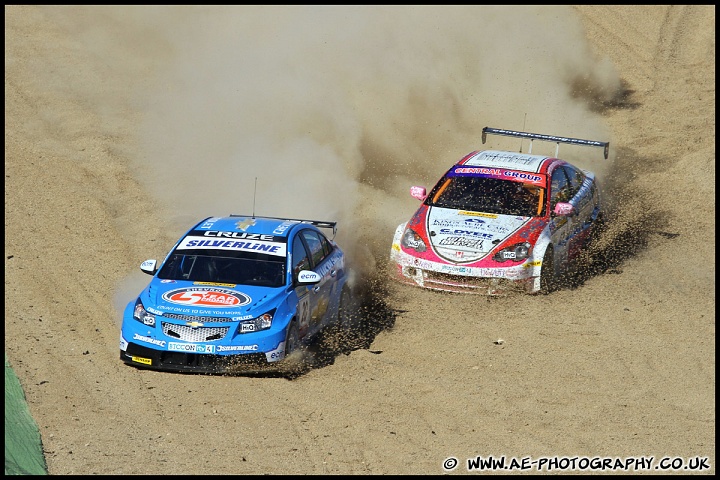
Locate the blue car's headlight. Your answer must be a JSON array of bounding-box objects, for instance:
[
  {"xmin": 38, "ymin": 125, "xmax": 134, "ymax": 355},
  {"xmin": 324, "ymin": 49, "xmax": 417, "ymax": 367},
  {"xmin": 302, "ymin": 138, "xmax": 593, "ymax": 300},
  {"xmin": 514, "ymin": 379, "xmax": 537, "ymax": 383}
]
[
  {"xmin": 493, "ymin": 242, "xmax": 532, "ymax": 263},
  {"xmin": 132, "ymin": 298, "xmax": 156, "ymax": 327},
  {"xmin": 401, "ymin": 228, "xmax": 426, "ymax": 252},
  {"xmin": 238, "ymin": 309, "xmax": 275, "ymax": 334}
]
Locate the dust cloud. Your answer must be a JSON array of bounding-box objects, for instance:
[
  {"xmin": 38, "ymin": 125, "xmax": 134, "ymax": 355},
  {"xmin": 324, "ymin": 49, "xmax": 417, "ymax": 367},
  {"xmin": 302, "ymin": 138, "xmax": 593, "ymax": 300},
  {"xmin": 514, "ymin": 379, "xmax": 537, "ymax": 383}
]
[{"xmin": 38, "ymin": 5, "xmax": 623, "ymax": 288}]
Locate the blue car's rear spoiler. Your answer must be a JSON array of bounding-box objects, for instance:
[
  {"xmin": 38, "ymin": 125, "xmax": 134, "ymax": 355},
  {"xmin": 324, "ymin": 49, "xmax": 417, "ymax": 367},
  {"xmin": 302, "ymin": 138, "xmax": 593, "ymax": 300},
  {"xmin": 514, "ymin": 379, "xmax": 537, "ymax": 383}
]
[
  {"xmin": 229, "ymin": 214, "xmax": 337, "ymax": 238},
  {"xmin": 482, "ymin": 126, "xmax": 610, "ymax": 160}
]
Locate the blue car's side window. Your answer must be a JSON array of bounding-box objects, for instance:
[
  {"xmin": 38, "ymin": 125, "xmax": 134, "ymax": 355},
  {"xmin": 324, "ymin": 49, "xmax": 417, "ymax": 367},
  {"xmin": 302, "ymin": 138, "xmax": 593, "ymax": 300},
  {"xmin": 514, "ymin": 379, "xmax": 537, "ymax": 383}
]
[
  {"xmin": 291, "ymin": 236, "xmax": 311, "ymax": 279},
  {"xmin": 301, "ymin": 230, "xmax": 326, "ymax": 269}
]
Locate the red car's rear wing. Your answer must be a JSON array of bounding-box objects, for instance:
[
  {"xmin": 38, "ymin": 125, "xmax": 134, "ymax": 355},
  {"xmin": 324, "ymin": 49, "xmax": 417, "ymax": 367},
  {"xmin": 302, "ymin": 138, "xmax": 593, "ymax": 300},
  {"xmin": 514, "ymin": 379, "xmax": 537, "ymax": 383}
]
[{"xmin": 482, "ymin": 126, "xmax": 610, "ymax": 160}]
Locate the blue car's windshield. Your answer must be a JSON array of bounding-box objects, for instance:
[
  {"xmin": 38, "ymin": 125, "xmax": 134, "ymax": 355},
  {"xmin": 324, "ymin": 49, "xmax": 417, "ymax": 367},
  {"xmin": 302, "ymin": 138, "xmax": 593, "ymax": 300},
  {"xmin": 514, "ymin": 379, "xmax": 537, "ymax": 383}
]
[
  {"xmin": 158, "ymin": 252, "xmax": 286, "ymax": 288},
  {"xmin": 426, "ymin": 176, "xmax": 545, "ymax": 217}
]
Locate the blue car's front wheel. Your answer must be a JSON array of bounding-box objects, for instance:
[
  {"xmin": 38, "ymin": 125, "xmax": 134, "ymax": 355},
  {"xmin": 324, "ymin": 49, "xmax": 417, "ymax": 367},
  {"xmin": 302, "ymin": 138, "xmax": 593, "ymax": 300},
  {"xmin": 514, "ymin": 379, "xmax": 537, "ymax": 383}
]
[
  {"xmin": 279, "ymin": 320, "xmax": 309, "ymax": 377},
  {"xmin": 284, "ymin": 321, "xmax": 300, "ymax": 358}
]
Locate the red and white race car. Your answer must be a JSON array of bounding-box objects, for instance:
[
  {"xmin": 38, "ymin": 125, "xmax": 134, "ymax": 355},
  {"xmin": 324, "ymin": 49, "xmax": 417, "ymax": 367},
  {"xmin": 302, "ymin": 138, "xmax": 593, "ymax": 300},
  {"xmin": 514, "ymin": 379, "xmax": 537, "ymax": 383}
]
[{"xmin": 389, "ymin": 127, "xmax": 609, "ymax": 295}]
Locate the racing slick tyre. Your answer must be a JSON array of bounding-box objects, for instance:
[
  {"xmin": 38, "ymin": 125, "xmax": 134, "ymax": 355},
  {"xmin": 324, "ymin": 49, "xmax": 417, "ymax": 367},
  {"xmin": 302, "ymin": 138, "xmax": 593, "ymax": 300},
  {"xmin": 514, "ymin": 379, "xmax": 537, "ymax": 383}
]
[
  {"xmin": 285, "ymin": 321, "xmax": 301, "ymax": 357},
  {"xmin": 539, "ymin": 247, "xmax": 556, "ymax": 295}
]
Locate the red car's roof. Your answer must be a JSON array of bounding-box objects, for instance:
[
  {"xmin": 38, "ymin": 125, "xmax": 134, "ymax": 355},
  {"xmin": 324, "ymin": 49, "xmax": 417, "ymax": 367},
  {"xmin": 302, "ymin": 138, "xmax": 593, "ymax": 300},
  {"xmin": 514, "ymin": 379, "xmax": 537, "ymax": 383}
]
[{"xmin": 459, "ymin": 150, "xmax": 553, "ymax": 174}]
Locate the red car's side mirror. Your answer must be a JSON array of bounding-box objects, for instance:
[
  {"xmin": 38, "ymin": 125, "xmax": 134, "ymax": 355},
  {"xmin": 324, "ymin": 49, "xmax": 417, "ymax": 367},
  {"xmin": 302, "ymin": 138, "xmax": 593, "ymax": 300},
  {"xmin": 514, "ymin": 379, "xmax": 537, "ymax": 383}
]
[
  {"xmin": 553, "ymin": 202, "xmax": 576, "ymax": 216},
  {"xmin": 410, "ymin": 186, "xmax": 427, "ymax": 201}
]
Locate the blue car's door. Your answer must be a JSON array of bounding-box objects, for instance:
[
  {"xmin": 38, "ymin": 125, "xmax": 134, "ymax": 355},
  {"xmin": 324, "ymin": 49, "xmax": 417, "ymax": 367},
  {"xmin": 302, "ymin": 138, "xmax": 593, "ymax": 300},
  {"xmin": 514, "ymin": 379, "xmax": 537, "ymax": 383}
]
[
  {"xmin": 298, "ymin": 229, "xmax": 335, "ymax": 333},
  {"xmin": 290, "ymin": 233, "xmax": 313, "ymax": 338}
]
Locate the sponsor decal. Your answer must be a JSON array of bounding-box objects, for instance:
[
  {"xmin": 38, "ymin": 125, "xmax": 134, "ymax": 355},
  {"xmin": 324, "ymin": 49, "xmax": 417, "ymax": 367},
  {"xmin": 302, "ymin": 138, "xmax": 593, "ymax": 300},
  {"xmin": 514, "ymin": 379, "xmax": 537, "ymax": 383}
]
[
  {"xmin": 178, "ymin": 236, "xmax": 286, "ymax": 257},
  {"xmin": 217, "ymin": 345, "xmax": 259, "ymax": 352},
  {"xmin": 432, "ymin": 217, "xmax": 486, "ymax": 228},
  {"xmin": 168, "ymin": 342, "xmax": 216, "ymax": 353},
  {"xmin": 460, "ymin": 211, "xmax": 498, "ymax": 219},
  {"xmin": 241, "ymin": 323, "xmax": 255, "ymax": 333},
  {"xmin": 432, "ymin": 219, "xmax": 464, "ymax": 227},
  {"xmin": 266, "ymin": 341, "xmax": 286, "ymax": 362},
  {"xmin": 202, "ymin": 230, "xmax": 275, "ymax": 241},
  {"xmin": 432, "ymin": 217, "xmax": 509, "ymax": 236},
  {"xmin": 140, "ymin": 260, "xmax": 156, "ymax": 271},
  {"xmin": 132, "ymin": 356, "xmax": 152, "ymax": 365},
  {"xmin": 133, "ymin": 333, "xmax": 166, "ymax": 347},
  {"xmin": 193, "ymin": 281, "xmax": 237, "ymax": 287},
  {"xmin": 420, "ymin": 259, "xmax": 521, "ymax": 279},
  {"xmin": 523, "ymin": 260, "xmax": 542, "ymax": 268},
  {"xmin": 502, "ymin": 171, "xmax": 543, "ymax": 183},
  {"xmin": 156, "ymin": 305, "xmax": 238, "ymax": 315},
  {"xmin": 474, "ymin": 151, "xmax": 537, "ymax": 166},
  {"xmin": 438, "ymin": 264, "xmax": 472, "ymax": 275},
  {"xmin": 298, "ymin": 271, "xmax": 321, "ymax": 282},
  {"xmin": 162, "ymin": 286, "xmax": 251, "ymax": 308},
  {"xmin": 453, "ymin": 163, "xmax": 545, "ymax": 184},
  {"xmin": 438, "ymin": 228, "xmax": 493, "ymax": 239},
  {"xmin": 232, "ymin": 315, "xmax": 255, "ymax": 321},
  {"xmin": 146, "ymin": 306, "xmax": 163, "ymax": 315},
  {"xmin": 160, "ymin": 279, "xmax": 176, "ymax": 284},
  {"xmin": 504, "ymin": 270, "xmax": 526, "ymax": 279},
  {"xmin": 405, "ymin": 236, "xmax": 424, "ymax": 249},
  {"xmin": 235, "ymin": 218, "xmax": 256, "ymax": 231},
  {"xmin": 313, "ymin": 296, "xmax": 330, "ymax": 323},
  {"xmin": 314, "ymin": 252, "xmax": 343, "ymax": 277},
  {"xmin": 198, "ymin": 217, "xmax": 221, "ymax": 229},
  {"xmin": 273, "ymin": 221, "xmax": 299, "ymax": 235},
  {"xmin": 439, "ymin": 236, "xmax": 484, "ymax": 248},
  {"xmin": 413, "ymin": 258, "xmax": 436, "ymax": 270},
  {"xmin": 455, "ymin": 166, "xmax": 503, "ymax": 175}
]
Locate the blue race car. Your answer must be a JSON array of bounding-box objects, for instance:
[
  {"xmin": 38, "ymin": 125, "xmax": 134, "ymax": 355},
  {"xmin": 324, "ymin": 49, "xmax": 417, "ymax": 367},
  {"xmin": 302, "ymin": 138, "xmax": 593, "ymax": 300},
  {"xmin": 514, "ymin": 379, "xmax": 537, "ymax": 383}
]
[{"xmin": 119, "ymin": 215, "xmax": 352, "ymax": 374}]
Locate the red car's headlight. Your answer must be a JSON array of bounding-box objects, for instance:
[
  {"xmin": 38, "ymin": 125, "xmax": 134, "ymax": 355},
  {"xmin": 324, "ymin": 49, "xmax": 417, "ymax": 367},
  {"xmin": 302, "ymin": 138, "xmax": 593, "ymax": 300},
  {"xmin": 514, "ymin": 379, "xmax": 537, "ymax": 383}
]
[
  {"xmin": 493, "ymin": 242, "xmax": 532, "ymax": 263},
  {"xmin": 401, "ymin": 228, "xmax": 426, "ymax": 252}
]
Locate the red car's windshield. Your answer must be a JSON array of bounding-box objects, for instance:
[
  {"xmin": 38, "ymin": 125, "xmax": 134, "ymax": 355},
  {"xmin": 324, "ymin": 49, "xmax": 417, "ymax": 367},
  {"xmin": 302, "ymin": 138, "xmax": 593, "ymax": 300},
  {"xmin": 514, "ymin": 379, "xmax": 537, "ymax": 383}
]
[{"xmin": 426, "ymin": 176, "xmax": 545, "ymax": 217}]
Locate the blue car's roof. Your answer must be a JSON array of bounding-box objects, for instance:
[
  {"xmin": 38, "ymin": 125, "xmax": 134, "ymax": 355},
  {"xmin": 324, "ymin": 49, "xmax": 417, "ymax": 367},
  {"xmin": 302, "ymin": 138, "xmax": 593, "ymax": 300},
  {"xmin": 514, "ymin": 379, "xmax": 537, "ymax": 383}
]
[{"xmin": 191, "ymin": 216, "xmax": 304, "ymax": 239}]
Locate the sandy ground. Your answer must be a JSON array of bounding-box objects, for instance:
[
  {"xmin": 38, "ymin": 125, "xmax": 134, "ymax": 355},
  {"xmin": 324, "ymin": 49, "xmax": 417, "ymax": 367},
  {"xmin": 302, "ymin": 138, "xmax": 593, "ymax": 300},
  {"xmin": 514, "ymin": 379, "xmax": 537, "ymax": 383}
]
[{"xmin": 5, "ymin": 5, "xmax": 714, "ymax": 475}]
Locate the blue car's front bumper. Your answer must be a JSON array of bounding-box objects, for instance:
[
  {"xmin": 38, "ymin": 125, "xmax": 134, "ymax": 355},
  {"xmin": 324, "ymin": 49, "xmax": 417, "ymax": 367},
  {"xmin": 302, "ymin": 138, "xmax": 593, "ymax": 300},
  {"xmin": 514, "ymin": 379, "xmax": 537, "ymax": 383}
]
[
  {"xmin": 119, "ymin": 310, "xmax": 290, "ymax": 374},
  {"xmin": 119, "ymin": 338, "xmax": 279, "ymax": 374}
]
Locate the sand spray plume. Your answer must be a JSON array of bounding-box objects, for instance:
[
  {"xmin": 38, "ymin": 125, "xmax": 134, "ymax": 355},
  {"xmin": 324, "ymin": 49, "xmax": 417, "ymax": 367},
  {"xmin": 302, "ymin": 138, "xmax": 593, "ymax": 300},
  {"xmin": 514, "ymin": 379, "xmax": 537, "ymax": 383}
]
[{"xmin": 34, "ymin": 6, "xmax": 623, "ymax": 301}]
